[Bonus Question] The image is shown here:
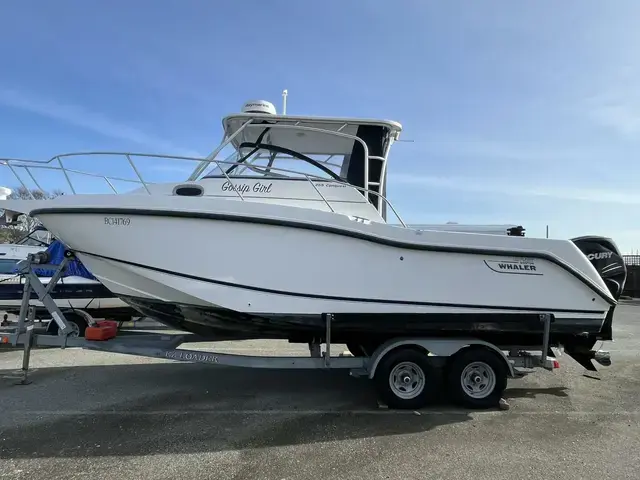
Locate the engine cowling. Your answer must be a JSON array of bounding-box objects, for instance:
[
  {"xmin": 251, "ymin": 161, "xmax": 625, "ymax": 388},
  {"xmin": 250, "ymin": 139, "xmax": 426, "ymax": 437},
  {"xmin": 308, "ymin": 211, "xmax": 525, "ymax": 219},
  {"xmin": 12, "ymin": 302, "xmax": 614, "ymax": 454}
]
[{"xmin": 571, "ymin": 236, "xmax": 627, "ymax": 301}]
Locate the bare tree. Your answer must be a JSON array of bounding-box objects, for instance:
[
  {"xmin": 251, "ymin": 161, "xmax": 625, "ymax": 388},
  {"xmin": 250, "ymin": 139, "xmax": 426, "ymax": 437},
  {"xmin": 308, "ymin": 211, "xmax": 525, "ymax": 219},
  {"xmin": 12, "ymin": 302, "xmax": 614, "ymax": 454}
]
[{"xmin": 0, "ymin": 186, "xmax": 64, "ymax": 243}]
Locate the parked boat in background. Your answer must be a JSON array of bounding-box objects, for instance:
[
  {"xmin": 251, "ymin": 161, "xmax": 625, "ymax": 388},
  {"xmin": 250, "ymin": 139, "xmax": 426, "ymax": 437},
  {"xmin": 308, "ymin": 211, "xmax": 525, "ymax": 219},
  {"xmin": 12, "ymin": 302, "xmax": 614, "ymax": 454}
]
[{"xmin": 0, "ymin": 226, "xmax": 138, "ymax": 322}]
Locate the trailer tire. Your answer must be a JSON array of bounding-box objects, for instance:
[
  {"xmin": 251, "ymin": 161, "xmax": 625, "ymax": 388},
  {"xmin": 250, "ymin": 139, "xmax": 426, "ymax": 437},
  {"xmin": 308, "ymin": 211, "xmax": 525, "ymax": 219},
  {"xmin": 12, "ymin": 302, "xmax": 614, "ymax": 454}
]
[
  {"xmin": 47, "ymin": 312, "xmax": 88, "ymax": 338},
  {"xmin": 445, "ymin": 347, "xmax": 508, "ymax": 409},
  {"xmin": 374, "ymin": 347, "xmax": 437, "ymax": 410}
]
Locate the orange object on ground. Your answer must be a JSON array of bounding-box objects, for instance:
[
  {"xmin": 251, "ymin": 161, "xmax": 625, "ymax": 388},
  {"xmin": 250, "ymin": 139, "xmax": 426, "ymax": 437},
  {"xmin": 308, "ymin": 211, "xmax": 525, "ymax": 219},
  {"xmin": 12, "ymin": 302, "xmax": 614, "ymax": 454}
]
[{"xmin": 85, "ymin": 320, "xmax": 118, "ymax": 341}]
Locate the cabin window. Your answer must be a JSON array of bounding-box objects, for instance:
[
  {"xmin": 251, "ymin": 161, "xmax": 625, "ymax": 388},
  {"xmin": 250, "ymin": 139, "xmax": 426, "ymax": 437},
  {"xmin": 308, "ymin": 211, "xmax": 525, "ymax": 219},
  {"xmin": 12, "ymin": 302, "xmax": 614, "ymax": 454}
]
[{"xmin": 173, "ymin": 185, "xmax": 204, "ymax": 197}]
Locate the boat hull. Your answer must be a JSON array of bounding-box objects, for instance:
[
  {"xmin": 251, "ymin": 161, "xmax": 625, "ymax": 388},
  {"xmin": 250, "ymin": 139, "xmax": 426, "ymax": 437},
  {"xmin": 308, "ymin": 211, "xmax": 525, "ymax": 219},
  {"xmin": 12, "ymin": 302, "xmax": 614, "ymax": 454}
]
[{"xmin": 9, "ymin": 196, "xmax": 620, "ymax": 346}]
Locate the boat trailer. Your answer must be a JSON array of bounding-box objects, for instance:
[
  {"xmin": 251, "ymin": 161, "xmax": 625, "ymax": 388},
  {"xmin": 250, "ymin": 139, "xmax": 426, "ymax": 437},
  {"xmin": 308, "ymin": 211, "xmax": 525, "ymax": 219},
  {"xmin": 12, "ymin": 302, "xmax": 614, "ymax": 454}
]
[{"xmin": 0, "ymin": 250, "xmax": 611, "ymax": 410}]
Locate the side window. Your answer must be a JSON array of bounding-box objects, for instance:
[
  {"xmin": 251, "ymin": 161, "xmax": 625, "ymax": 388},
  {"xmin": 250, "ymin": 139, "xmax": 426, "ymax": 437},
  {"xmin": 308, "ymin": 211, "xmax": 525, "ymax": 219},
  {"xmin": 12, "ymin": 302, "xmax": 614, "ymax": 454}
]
[{"xmin": 0, "ymin": 259, "xmax": 19, "ymax": 274}]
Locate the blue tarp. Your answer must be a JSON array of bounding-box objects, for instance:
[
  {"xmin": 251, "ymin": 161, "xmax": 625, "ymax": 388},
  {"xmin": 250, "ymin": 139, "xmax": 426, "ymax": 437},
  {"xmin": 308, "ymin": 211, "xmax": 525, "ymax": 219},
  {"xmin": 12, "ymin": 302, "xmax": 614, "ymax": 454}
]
[{"xmin": 17, "ymin": 240, "xmax": 96, "ymax": 279}]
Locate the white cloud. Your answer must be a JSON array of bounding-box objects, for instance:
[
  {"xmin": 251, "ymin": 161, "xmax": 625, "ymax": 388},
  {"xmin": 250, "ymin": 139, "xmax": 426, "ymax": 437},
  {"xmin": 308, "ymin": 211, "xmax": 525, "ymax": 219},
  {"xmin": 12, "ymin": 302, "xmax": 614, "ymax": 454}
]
[
  {"xmin": 0, "ymin": 87, "xmax": 202, "ymax": 157},
  {"xmin": 583, "ymin": 72, "xmax": 640, "ymax": 138},
  {"xmin": 588, "ymin": 102, "xmax": 640, "ymax": 137},
  {"xmin": 390, "ymin": 173, "xmax": 640, "ymax": 205}
]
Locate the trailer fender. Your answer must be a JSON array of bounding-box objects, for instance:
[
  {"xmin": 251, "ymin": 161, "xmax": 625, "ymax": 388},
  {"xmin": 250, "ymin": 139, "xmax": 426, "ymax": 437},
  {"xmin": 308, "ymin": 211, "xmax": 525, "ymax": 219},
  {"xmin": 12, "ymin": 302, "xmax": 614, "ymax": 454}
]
[
  {"xmin": 366, "ymin": 338, "xmax": 515, "ymax": 379},
  {"xmin": 60, "ymin": 308, "xmax": 96, "ymax": 327}
]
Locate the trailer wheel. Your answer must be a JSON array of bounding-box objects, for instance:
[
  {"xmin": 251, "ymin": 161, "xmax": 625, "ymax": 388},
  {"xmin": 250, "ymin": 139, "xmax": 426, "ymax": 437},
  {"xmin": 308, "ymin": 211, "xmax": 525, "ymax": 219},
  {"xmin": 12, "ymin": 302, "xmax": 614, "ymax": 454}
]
[
  {"xmin": 374, "ymin": 347, "xmax": 436, "ymax": 409},
  {"xmin": 446, "ymin": 348, "xmax": 508, "ymax": 409},
  {"xmin": 47, "ymin": 312, "xmax": 88, "ymax": 338}
]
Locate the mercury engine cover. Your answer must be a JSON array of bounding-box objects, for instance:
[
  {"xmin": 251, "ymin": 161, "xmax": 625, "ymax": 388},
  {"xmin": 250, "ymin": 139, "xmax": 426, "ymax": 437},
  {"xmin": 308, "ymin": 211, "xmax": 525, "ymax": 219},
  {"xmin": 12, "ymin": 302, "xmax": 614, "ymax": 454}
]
[
  {"xmin": 571, "ymin": 236, "xmax": 627, "ymax": 301},
  {"xmin": 564, "ymin": 236, "xmax": 627, "ymax": 371}
]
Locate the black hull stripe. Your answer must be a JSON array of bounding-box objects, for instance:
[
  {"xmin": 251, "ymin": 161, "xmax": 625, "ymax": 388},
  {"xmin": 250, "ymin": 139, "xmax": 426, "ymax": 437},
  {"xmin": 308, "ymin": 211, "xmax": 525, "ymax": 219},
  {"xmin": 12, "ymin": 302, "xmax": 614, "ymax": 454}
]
[
  {"xmin": 29, "ymin": 207, "xmax": 616, "ymax": 306},
  {"xmin": 120, "ymin": 295, "xmax": 609, "ymax": 347},
  {"xmin": 76, "ymin": 250, "xmax": 607, "ymax": 315}
]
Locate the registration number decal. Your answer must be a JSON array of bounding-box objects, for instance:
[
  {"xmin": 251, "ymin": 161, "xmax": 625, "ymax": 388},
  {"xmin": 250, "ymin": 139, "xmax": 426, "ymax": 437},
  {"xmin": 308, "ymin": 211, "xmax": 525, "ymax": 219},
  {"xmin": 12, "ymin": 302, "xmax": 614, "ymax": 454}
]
[{"xmin": 104, "ymin": 217, "xmax": 131, "ymax": 226}]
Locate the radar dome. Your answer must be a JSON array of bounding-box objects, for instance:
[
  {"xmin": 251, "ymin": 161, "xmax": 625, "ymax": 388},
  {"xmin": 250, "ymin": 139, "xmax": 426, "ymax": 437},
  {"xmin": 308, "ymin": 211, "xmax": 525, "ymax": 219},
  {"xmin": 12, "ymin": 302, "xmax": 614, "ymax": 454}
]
[{"xmin": 241, "ymin": 100, "xmax": 277, "ymax": 115}]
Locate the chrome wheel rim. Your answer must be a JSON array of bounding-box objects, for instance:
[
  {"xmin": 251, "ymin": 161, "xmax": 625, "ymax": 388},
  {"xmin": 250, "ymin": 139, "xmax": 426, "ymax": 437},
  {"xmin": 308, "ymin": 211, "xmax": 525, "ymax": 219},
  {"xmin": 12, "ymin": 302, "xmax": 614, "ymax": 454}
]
[
  {"xmin": 389, "ymin": 361, "xmax": 425, "ymax": 399},
  {"xmin": 461, "ymin": 361, "xmax": 496, "ymax": 399}
]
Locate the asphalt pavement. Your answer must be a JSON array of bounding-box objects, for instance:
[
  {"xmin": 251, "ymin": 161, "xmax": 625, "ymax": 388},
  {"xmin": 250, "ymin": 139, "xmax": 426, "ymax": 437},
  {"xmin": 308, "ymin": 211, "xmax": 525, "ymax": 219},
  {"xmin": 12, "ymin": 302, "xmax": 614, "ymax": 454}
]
[{"xmin": 0, "ymin": 302, "xmax": 638, "ymax": 479}]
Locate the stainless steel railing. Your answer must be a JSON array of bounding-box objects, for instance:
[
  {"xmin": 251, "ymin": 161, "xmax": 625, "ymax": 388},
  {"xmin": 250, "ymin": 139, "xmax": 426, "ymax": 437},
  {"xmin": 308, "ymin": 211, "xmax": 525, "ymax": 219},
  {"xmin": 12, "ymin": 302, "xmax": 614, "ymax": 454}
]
[{"xmin": 0, "ymin": 152, "xmax": 407, "ymax": 227}]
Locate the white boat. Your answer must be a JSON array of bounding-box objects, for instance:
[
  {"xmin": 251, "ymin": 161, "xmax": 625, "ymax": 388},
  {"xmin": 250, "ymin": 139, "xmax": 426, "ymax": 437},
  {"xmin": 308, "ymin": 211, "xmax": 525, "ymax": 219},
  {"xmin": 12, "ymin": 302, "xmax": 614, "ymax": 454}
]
[
  {"xmin": 0, "ymin": 99, "xmax": 627, "ymax": 367},
  {"xmin": 0, "ymin": 226, "xmax": 137, "ymax": 321}
]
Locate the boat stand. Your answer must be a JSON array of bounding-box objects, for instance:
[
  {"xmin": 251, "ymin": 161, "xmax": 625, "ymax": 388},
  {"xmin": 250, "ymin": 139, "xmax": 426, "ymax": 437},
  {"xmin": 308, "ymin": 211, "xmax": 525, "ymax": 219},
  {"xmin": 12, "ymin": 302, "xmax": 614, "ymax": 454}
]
[{"xmin": 2, "ymin": 251, "xmax": 79, "ymax": 384}]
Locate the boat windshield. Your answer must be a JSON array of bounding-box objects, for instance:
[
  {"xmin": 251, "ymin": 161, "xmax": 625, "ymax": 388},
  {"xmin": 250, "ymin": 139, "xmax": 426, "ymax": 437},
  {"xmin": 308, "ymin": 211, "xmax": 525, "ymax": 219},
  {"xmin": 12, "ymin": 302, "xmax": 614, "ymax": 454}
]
[
  {"xmin": 16, "ymin": 227, "xmax": 51, "ymax": 247},
  {"xmin": 202, "ymin": 144, "xmax": 347, "ymax": 183}
]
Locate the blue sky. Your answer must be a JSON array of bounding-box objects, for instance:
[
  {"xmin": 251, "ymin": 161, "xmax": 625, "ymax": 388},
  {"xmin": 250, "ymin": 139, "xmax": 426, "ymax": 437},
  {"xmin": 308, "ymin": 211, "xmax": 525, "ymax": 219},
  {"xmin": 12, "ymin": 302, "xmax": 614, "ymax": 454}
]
[{"xmin": 0, "ymin": 1, "xmax": 639, "ymax": 252}]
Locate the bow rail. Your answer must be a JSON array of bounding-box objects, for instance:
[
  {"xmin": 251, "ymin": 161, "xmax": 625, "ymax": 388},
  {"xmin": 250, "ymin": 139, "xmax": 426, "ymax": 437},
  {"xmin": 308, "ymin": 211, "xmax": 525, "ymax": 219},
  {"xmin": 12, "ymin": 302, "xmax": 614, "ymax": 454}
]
[{"xmin": 0, "ymin": 151, "xmax": 407, "ymax": 227}]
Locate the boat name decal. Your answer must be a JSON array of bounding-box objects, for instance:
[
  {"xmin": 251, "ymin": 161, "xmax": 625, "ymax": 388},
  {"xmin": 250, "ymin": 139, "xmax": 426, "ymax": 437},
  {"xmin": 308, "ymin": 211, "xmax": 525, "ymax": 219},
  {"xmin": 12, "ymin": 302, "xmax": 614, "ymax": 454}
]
[
  {"xmin": 484, "ymin": 258, "xmax": 543, "ymax": 276},
  {"xmin": 586, "ymin": 252, "xmax": 613, "ymax": 260},
  {"xmin": 104, "ymin": 217, "xmax": 131, "ymax": 226},
  {"xmin": 165, "ymin": 350, "xmax": 220, "ymax": 363},
  {"xmin": 221, "ymin": 181, "xmax": 273, "ymax": 195}
]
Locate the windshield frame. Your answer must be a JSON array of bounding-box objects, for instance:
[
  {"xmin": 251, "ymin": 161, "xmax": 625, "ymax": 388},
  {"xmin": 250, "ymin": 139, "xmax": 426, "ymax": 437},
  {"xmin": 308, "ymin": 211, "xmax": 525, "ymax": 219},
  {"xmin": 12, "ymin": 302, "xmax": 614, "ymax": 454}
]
[{"xmin": 202, "ymin": 129, "xmax": 345, "ymax": 182}]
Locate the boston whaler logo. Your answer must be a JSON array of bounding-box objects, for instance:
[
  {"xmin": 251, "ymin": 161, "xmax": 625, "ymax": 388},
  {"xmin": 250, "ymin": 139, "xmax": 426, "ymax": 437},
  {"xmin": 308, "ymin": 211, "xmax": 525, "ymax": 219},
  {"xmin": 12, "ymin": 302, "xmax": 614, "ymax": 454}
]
[
  {"xmin": 484, "ymin": 257, "xmax": 543, "ymax": 276},
  {"xmin": 221, "ymin": 181, "xmax": 273, "ymax": 195},
  {"xmin": 586, "ymin": 251, "xmax": 613, "ymax": 261}
]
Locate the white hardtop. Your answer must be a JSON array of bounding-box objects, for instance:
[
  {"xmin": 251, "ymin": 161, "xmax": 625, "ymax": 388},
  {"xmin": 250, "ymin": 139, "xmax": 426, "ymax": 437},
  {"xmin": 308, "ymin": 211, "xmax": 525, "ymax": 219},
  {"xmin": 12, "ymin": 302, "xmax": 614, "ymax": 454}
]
[
  {"xmin": 223, "ymin": 112, "xmax": 403, "ymax": 134},
  {"xmin": 220, "ymin": 113, "xmax": 403, "ymax": 156}
]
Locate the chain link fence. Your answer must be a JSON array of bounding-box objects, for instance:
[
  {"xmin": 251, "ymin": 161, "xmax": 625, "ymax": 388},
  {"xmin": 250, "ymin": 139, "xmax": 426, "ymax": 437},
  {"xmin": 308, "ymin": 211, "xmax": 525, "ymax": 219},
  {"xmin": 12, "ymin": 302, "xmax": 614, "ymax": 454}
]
[
  {"xmin": 623, "ymin": 255, "xmax": 640, "ymax": 298},
  {"xmin": 623, "ymin": 255, "xmax": 640, "ymax": 266}
]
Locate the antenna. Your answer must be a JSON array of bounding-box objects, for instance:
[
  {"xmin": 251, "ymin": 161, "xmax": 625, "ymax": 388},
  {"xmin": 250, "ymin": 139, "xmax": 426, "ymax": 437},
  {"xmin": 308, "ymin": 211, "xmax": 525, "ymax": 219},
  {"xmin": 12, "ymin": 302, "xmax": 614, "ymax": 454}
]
[{"xmin": 282, "ymin": 89, "xmax": 288, "ymax": 115}]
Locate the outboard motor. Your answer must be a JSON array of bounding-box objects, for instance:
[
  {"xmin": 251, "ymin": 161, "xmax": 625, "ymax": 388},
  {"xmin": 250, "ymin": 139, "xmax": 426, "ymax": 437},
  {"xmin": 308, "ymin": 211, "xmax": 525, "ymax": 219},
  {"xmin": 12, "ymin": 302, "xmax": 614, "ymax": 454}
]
[
  {"xmin": 565, "ymin": 236, "xmax": 627, "ymax": 371},
  {"xmin": 571, "ymin": 236, "xmax": 627, "ymax": 301}
]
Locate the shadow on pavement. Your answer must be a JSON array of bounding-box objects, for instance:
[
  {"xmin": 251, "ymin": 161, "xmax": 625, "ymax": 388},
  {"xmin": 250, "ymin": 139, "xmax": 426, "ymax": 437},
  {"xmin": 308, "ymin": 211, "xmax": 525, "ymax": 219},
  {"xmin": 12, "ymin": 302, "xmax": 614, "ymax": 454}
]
[
  {"xmin": 503, "ymin": 386, "xmax": 569, "ymax": 400},
  {"xmin": 0, "ymin": 362, "xmax": 474, "ymax": 459}
]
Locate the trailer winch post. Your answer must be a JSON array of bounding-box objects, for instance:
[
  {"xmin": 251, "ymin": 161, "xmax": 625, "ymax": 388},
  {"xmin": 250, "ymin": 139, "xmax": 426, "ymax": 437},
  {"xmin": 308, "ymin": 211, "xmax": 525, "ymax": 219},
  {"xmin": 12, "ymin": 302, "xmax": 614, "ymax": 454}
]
[
  {"xmin": 540, "ymin": 313, "xmax": 552, "ymax": 370},
  {"xmin": 324, "ymin": 313, "xmax": 332, "ymax": 367},
  {"xmin": 14, "ymin": 263, "xmax": 32, "ymax": 343},
  {"xmin": 18, "ymin": 306, "xmax": 36, "ymax": 385}
]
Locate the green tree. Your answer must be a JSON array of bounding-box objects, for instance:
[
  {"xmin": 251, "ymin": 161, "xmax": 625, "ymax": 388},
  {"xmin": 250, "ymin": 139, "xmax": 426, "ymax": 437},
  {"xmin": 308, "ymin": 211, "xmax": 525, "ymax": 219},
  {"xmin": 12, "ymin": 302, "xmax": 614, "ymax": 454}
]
[{"xmin": 0, "ymin": 186, "xmax": 64, "ymax": 244}]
